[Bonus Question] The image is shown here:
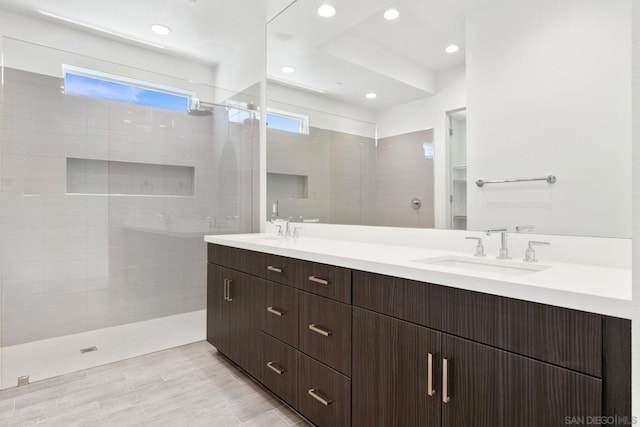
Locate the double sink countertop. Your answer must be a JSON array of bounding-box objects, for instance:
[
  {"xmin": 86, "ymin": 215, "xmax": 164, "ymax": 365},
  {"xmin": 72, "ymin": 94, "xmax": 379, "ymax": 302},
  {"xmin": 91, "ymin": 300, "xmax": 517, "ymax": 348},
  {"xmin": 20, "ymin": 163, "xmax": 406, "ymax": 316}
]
[{"xmin": 204, "ymin": 233, "xmax": 632, "ymax": 319}]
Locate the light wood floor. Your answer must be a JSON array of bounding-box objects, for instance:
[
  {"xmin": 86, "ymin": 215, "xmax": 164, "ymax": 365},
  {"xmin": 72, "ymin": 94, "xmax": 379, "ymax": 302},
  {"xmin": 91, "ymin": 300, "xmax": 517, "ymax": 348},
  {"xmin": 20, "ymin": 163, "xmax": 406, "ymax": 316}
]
[{"xmin": 0, "ymin": 341, "xmax": 309, "ymax": 426}]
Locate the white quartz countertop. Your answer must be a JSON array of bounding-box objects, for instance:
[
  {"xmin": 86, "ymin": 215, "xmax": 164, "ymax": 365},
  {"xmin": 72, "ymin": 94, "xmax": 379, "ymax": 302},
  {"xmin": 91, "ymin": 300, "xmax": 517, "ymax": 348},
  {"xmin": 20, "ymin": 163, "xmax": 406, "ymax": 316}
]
[{"xmin": 204, "ymin": 233, "xmax": 632, "ymax": 319}]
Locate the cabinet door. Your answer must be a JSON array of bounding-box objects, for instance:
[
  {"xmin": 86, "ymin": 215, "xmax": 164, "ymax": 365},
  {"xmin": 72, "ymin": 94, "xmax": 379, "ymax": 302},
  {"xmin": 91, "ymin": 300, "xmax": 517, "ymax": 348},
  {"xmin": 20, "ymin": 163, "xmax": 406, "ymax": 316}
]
[
  {"xmin": 228, "ymin": 270, "xmax": 264, "ymax": 381},
  {"xmin": 206, "ymin": 263, "xmax": 230, "ymax": 355},
  {"xmin": 442, "ymin": 335, "xmax": 602, "ymax": 427},
  {"xmin": 352, "ymin": 308, "xmax": 441, "ymax": 427}
]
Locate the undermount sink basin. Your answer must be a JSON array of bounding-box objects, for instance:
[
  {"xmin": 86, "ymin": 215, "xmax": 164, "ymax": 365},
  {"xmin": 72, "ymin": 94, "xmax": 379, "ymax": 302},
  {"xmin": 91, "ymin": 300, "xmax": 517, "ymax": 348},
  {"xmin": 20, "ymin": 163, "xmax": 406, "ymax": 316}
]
[{"xmin": 412, "ymin": 256, "xmax": 550, "ymax": 276}]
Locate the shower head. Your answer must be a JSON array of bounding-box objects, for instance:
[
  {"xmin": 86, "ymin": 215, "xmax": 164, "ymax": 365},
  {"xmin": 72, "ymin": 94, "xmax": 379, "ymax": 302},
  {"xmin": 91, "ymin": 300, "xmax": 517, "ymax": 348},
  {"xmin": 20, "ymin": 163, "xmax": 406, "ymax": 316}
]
[{"xmin": 187, "ymin": 98, "xmax": 213, "ymax": 117}]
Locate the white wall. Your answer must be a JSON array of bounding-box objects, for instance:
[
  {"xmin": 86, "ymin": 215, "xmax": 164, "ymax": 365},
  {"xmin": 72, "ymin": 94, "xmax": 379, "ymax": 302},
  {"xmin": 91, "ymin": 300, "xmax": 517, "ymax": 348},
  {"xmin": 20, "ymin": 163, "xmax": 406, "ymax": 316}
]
[
  {"xmin": 267, "ymin": 83, "xmax": 376, "ymax": 138},
  {"xmin": 466, "ymin": 0, "xmax": 631, "ymax": 238},
  {"xmin": 632, "ymin": 0, "xmax": 640, "ymax": 417},
  {"xmin": 214, "ymin": 28, "xmax": 266, "ymax": 104},
  {"xmin": 0, "ymin": 10, "xmax": 217, "ymax": 96},
  {"xmin": 376, "ymin": 65, "xmax": 467, "ymax": 229}
]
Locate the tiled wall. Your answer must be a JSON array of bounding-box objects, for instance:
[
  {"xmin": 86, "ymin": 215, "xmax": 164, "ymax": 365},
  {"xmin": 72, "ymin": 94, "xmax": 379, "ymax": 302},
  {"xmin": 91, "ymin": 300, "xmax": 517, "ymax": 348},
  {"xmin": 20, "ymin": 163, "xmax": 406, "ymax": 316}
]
[
  {"xmin": 267, "ymin": 127, "xmax": 434, "ymax": 227},
  {"xmin": 0, "ymin": 68, "xmax": 255, "ymax": 346},
  {"xmin": 267, "ymin": 127, "xmax": 376, "ymax": 225},
  {"xmin": 375, "ymin": 130, "xmax": 435, "ymax": 228}
]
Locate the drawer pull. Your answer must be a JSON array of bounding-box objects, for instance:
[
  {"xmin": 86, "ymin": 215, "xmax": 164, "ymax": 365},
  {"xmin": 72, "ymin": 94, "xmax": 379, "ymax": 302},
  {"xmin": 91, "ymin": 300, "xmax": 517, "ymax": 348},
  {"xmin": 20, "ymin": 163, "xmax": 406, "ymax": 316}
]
[
  {"xmin": 308, "ymin": 388, "xmax": 332, "ymax": 406},
  {"xmin": 224, "ymin": 279, "xmax": 233, "ymax": 302},
  {"xmin": 427, "ymin": 353, "xmax": 436, "ymax": 397},
  {"xmin": 226, "ymin": 279, "xmax": 233, "ymax": 302},
  {"xmin": 266, "ymin": 361, "xmax": 285, "ymax": 375},
  {"xmin": 308, "ymin": 324, "xmax": 332, "ymax": 337},
  {"xmin": 443, "ymin": 358, "xmax": 451, "ymax": 404},
  {"xmin": 308, "ymin": 275, "xmax": 329, "ymax": 285},
  {"xmin": 267, "ymin": 266, "xmax": 282, "ymax": 273},
  {"xmin": 267, "ymin": 306, "xmax": 284, "ymax": 317}
]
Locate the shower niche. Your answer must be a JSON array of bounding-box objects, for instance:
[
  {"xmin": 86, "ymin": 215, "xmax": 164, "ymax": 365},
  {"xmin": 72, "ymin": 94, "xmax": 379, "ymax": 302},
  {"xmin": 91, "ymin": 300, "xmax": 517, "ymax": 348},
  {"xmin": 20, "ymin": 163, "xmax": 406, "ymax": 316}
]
[{"xmin": 66, "ymin": 158, "xmax": 195, "ymax": 197}]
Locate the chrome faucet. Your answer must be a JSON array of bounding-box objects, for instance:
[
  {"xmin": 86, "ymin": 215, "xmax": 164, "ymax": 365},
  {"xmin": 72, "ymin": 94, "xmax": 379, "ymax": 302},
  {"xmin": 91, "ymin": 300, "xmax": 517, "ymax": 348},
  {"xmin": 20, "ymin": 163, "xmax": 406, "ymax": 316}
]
[
  {"xmin": 524, "ymin": 241, "xmax": 550, "ymax": 262},
  {"xmin": 465, "ymin": 236, "xmax": 485, "ymax": 257},
  {"xmin": 270, "ymin": 218, "xmax": 290, "ymax": 237},
  {"xmin": 485, "ymin": 228, "xmax": 510, "ymax": 259}
]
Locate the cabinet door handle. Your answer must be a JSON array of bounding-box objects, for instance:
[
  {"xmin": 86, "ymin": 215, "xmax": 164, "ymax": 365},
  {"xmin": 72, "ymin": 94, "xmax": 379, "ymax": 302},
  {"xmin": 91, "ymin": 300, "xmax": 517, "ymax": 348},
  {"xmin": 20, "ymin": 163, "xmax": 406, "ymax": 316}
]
[
  {"xmin": 308, "ymin": 388, "xmax": 332, "ymax": 406},
  {"xmin": 223, "ymin": 279, "xmax": 229, "ymax": 301},
  {"xmin": 226, "ymin": 279, "xmax": 233, "ymax": 302},
  {"xmin": 308, "ymin": 275, "xmax": 329, "ymax": 285},
  {"xmin": 427, "ymin": 353, "xmax": 436, "ymax": 397},
  {"xmin": 266, "ymin": 361, "xmax": 285, "ymax": 375},
  {"xmin": 308, "ymin": 324, "xmax": 332, "ymax": 337},
  {"xmin": 442, "ymin": 358, "xmax": 451, "ymax": 404},
  {"xmin": 267, "ymin": 306, "xmax": 284, "ymax": 317},
  {"xmin": 267, "ymin": 266, "xmax": 282, "ymax": 273}
]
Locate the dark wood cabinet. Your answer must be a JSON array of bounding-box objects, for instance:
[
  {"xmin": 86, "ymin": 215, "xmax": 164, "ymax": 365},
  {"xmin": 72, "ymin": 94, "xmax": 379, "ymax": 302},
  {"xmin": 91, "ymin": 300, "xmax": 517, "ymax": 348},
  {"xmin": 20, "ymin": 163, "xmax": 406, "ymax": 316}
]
[
  {"xmin": 352, "ymin": 308, "xmax": 441, "ymax": 427},
  {"xmin": 298, "ymin": 352, "xmax": 351, "ymax": 427},
  {"xmin": 299, "ymin": 292, "xmax": 352, "ymax": 376},
  {"xmin": 262, "ymin": 332, "xmax": 299, "ymax": 408},
  {"xmin": 206, "ymin": 263, "xmax": 230, "ymax": 355},
  {"xmin": 207, "ymin": 243, "xmax": 630, "ymax": 426},
  {"xmin": 441, "ymin": 334, "xmax": 602, "ymax": 427},
  {"xmin": 353, "ymin": 306, "xmax": 603, "ymax": 427},
  {"xmin": 296, "ymin": 260, "xmax": 352, "ymax": 303},
  {"xmin": 206, "ymin": 263, "xmax": 263, "ymax": 381},
  {"xmin": 263, "ymin": 280, "xmax": 299, "ymax": 347},
  {"xmin": 353, "ymin": 270, "xmax": 602, "ymax": 377}
]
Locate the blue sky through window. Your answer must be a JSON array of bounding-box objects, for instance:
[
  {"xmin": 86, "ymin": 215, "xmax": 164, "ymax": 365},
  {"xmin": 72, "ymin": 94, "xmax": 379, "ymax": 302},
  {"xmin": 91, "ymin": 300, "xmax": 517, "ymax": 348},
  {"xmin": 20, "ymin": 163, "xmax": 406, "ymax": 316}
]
[
  {"xmin": 267, "ymin": 113, "xmax": 303, "ymax": 133},
  {"xmin": 64, "ymin": 73, "xmax": 189, "ymax": 112}
]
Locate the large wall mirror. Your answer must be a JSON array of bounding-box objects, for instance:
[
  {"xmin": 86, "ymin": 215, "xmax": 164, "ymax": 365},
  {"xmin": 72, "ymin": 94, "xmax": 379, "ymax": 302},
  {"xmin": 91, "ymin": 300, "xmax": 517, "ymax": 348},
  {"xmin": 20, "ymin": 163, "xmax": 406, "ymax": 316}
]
[{"xmin": 266, "ymin": 0, "xmax": 631, "ymax": 238}]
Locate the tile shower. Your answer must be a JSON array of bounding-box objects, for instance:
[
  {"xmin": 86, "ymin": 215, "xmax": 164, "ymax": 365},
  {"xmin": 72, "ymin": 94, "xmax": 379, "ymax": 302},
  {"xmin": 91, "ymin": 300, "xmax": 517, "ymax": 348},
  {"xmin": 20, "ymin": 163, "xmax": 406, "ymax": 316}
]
[{"xmin": 0, "ymin": 61, "xmax": 256, "ymax": 388}]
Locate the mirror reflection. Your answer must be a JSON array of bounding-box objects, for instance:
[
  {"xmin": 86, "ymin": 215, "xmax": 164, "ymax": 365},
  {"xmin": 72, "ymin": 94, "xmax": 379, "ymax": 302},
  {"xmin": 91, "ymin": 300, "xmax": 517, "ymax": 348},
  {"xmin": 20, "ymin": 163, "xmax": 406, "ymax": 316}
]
[{"xmin": 266, "ymin": 0, "xmax": 631, "ymax": 238}]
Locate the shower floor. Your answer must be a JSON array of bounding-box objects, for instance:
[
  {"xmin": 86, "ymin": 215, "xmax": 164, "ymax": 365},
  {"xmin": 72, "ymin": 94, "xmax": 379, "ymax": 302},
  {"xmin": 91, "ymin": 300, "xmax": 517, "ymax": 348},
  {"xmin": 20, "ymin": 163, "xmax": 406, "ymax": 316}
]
[{"xmin": 1, "ymin": 310, "xmax": 206, "ymax": 390}]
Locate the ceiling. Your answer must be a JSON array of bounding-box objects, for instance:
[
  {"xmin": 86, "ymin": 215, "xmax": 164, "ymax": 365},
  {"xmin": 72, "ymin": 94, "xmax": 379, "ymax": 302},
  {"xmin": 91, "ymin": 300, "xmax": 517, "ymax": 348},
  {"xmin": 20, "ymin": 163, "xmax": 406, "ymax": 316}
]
[
  {"xmin": 267, "ymin": 0, "xmax": 495, "ymax": 110},
  {"xmin": 0, "ymin": 0, "xmax": 496, "ymax": 110},
  {"xmin": 0, "ymin": 0, "xmax": 295, "ymax": 64}
]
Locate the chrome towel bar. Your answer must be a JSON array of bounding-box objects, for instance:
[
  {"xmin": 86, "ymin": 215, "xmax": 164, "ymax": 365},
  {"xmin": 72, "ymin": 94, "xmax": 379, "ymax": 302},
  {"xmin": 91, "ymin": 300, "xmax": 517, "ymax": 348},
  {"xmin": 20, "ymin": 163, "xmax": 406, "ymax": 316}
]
[{"xmin": 475, "ymin": 175, "xmax": 556, "ymax": 187}]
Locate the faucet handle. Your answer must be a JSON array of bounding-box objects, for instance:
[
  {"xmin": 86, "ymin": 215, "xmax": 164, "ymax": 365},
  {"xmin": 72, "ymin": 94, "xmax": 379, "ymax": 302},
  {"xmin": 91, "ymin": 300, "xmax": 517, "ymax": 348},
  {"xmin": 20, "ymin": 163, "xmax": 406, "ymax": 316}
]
[
  {"xmin": 516, "ymin": 225, "xmax": 535, "ymax": 233},
  {"xmin": 465, "ymin": 236, "xmax": 486, "ymax": 257},
  {"xmin": 293, "ymin": 226, "xmax": 303, "ymax": 238},
  {"xmin": 524, "ymin": 241, "xmax": 550, "ymax": 262},
  {"xmin": 275, "ymin": 224, "xmax": 284, "ymax": 236}
]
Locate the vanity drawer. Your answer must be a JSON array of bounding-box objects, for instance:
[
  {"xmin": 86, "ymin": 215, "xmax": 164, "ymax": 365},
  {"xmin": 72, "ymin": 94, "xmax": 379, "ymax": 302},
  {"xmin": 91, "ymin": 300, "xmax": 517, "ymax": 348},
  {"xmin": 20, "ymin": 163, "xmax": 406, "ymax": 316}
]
[
  {"xmin": 207, "ymin": 244, "xmax": 260, "ymax": 274},
  {"xmin": 295, "ymin": 260, "xmax": 351, "ymax": 303},
  {"xmin": 262, "ymin": 333, "xmax": 298, "ymax": 408},
  {"xmin": 263, "ymin": 280, "xmax": 298, "ymax": 347},
  {"xmin": 299, "ymin": 292, "xmax": 352, "ymax": 376},
  {"xmin": 258, "ymin": 253, "xmax": 298, "ymax": 287},
  {"xmin": 353, "ymin": 270, "xmax": 441, "ymax": 328},
  {"xmin": 298, "ymin": 352, "xmax": 351, "ymax": 427}
]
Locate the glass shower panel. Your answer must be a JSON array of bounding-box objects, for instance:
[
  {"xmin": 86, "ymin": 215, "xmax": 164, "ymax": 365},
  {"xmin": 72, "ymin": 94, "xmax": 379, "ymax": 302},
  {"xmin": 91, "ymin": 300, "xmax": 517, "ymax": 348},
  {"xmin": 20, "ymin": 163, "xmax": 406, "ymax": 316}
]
[{"xmin": 0, "ymin": 37, "xmax": 257, "ymax": 389}]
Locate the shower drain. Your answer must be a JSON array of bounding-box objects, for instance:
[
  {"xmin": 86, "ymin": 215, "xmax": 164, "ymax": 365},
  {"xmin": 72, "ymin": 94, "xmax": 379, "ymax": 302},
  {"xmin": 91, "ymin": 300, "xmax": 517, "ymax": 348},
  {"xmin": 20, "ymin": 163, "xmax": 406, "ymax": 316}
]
[{"xmin": 80, "ymin": 346, "xmax": 98, "ymax": 354}]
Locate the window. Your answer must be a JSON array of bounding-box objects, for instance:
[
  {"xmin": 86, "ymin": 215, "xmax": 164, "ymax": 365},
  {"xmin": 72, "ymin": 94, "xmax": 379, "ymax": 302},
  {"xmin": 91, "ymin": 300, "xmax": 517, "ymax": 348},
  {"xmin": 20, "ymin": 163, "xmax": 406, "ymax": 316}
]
[
  {"xmin": 266, "ymin": 110, "xmax": 309, "ymax": 134},
  {"xmin": 63, "ymin": 65, "xmax": 193, "ymax": 113}
]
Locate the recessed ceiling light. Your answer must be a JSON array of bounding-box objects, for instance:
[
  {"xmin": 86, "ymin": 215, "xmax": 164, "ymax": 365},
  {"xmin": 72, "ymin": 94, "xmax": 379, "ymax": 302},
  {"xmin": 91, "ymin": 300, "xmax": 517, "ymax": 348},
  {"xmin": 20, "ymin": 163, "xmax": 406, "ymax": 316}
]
[
  {"xmin": 365, "ymin": 93, "xmax": 377, "ymax": 99},
  {"xmin": 445, "ymin": 44, "xmax": 460, "ymax": 53},
  {"xmin": 151, "ymin": 24, "xmax": 172, "ymax": 36},
  {"xmin": 281, "ymin": 65, "xmax": 296, "ymax": 74},
  {"xmin": 317, "ymin": 4, "xmax": 336, "ymax": 18},
  {"xmin": 384, "ymin": 9, "xmax": 399, "ymax": 20}
]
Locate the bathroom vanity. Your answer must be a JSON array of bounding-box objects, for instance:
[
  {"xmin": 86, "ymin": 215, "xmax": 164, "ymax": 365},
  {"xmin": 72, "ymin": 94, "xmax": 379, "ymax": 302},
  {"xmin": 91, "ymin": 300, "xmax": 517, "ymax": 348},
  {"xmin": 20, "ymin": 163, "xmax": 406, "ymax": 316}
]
[{"xmin": 204, "ymin": 234, "xmax": 631, "ymax": 427}]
